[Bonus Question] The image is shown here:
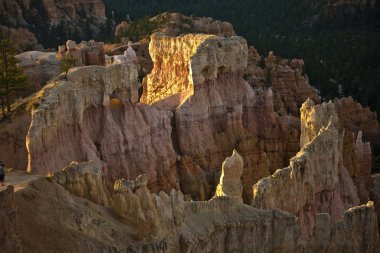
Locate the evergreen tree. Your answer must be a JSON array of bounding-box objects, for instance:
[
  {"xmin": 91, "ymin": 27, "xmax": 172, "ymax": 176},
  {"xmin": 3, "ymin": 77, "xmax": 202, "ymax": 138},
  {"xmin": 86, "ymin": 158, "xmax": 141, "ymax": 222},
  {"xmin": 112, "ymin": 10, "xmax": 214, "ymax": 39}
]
[
  {"xmin": 60, "ymin": 55, "xmax": 78, "ymax": 80},
  {"xmin": 0, "ymin": 40, "xmax": 29, "ymax": 118}
]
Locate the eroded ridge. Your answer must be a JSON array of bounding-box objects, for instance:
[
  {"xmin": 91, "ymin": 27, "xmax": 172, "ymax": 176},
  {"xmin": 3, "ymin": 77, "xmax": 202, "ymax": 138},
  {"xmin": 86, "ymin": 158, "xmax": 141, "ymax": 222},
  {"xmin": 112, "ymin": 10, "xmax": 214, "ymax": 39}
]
[{"xmin": 252, "ymin": 99, "xmax": 361, "ymax": 238}]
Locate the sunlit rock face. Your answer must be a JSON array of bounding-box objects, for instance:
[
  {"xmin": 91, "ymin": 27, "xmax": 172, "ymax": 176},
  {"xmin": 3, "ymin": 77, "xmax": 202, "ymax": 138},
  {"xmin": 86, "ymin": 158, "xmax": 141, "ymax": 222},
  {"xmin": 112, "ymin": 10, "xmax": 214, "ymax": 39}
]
[
  {"xmin": 140, "ymin": 33, "xmax": 216, "ymax": 106},
  {"xmin": 252, "ymin": 99, "xmax": 360, "ymax": 238},
  {"xmin": 141, "ymin": 33, "xmax": 298, "ymax": 202},
  {"xmin": 214, "ymin": 150, "xmax": 244, "ymax": 203}
]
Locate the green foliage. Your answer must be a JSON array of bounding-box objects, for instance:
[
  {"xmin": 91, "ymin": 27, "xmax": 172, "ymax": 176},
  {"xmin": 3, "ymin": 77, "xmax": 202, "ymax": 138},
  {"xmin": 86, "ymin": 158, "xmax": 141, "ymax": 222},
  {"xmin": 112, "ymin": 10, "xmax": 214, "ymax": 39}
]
[
  {"xmin": 60, "ymin": 55, "xmax": 78, "ymax": 80},
  {"xmin": 0, "ymin": 39, "xmax": 29, "ymax": 118}
]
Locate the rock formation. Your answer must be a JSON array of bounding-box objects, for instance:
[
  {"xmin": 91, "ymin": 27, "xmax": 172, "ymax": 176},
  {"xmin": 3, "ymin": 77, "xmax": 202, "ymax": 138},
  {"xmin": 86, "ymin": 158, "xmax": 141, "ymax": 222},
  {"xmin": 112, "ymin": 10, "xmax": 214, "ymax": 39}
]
[
  {"xmin": 115, "ymin": 21, "xmax": 130, "ymax": 39},
  {"xmin": 334, "ymin": 97, "xmax": 380, "ymax": 202},
  {"xmin": 53, "ymin": 161, "xmax": 112, "ymax": 207},
  {"xmin": 16, "ymin": 51, "xmax": 60, "ymax": 91},
  {"xmin": 0, "ymin": 186, "xmax": 22, "ymax": 253},
  {"xmin": 0, "ymin": 0, "xmax": 106, "ymax": 49},
  {"xmin": 252, "ymin": 99, "xmax": 360, "ymax": 238},
  {"xmin": 113, "ymin": 174, "xmax": 163, "ymax": 240},
  {"xmin": 148, "ymin": 12, "xmax": 236, "ymax": 38},
  {"xmin": 25, "ymin": 62, "xmax": 178, "ymax": 194},
  {"xmin": 12, "ymin": 169, "xmax": 380, "ymax": 253},
  {"xmin": 142, "ymin": 33, "xmax": 300, "ymax": 202},
  {"xmin": 245, "ymin": 48, "xmax": 320, "ymax": 116},
  {"xmin": 0, "ymin": 25, "xmax": 41, "ymax": 52},
  {"xmin": 109, "ymin": 13, "xmax": 236, "ymax": 75},
  {"xmin": 57, "ymin": 40, "xmax": 106, "ymax": 66},
  {"xmin": 214, "ymin": 150, "xmax": 244, "ymax": 203}
]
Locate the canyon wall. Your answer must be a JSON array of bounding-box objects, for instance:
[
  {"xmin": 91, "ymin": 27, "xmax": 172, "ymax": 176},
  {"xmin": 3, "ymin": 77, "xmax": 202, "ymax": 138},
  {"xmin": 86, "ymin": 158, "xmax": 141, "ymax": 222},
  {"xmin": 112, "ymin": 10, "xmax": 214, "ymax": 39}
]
[
  {"xmin": 0, "ymin": 0, "xmax": 106, "ymax": 49},
  {"xmin": 142, "ymin": 33, "xmax": 300, "ymax": 202},
  {"xmin": 26, "ymin": 62, "xmax": 178, "ymax": 193},
  {"xmin": 252, "ymin": 99, "xmax": 360, "ymax": 238}
]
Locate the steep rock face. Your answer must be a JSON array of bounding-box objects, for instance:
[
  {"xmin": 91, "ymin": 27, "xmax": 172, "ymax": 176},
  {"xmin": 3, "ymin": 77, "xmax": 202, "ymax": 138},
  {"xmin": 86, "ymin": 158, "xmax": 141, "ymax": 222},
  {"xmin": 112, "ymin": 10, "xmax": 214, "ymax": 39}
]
[
  {"xmin": 0, "ymin": 25, "xmax": 41, "ymax": 51},
  {"xmin": 334, "ymin": 97, "xmax": 380, "ymax": 202},
  {"xmin": 334, "ymin": 96, "xmax": 380, "ymax": 148},
  {"xmin": 0, "ymin": 186, "xmax": 23, "ymax": 253},
  {"xmin": 252, "ymin": 99, "xmax": 360, "ymax": 238},
  {"xmin": 140, "ymin": 33, "xmax": 301, "ymax": 202},
  {"xmin": 0, "ymin": 0, "xmax": 106, "ymax": 49},
  {"xmin": 214, "ymin": 150, "xmax": 244, "ymax": 203},
  {"xmin": 245, "ymin": 48, "xmax": 320, "ymax": 117},
  {"xmin": 53, "ymin": 161, "xmax": 112, "ymax": 207},
  {"xmin": 26, "ymin": 63, "xmax": 178, "ymax": 193},
  {"xmin": 40, "ymin": 0, "xmax": 105, "ymax": 25},
  {"xmin": 0, "ymin": 93, "xmax": 39, "ymax": 170},
  {"xmin": 140, "ymin": 33, "xmax": 215, "ymax": 105}
]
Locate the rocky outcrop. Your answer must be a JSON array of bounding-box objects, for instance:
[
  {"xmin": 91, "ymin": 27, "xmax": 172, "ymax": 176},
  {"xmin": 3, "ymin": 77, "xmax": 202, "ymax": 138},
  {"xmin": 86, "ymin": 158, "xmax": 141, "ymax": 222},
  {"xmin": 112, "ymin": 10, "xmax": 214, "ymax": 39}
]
[
  {"xmin": 113, "ymin": 174, "xmax": 163, "ymax": 240},
  {"xmin": 0, "ymin": 25, "xmax": 41, "ymax": 52},
  {"xmin": 0, "ymin": 186, "xmax": 22, "ymax": 253},
  {"xmin": 57, "ymin": 40, "xmax": 106, "ymax": 66},
  {"xmin": 140, "ymin": 33, "xmax": 217, "ymax": 105},
  {"xmin": 53, "ymin": 161, "xmax": 112, "ymax": 207},
  {"xmin": 334, "ymin": 97, "xmax": 380, "ymax": 202},
  {"xmin": 16, "ymin": 51, "xmax": 60, "ymax": 91},
  {"xmin": 214, "ymin": 150, "xmax": 244, "ymax": 203},
  {"xmin": 143, "ymin": 33, "xmax": 299, "ymax": 202},
  {"xmin": 110, "ymin": 13, "xmax": 236, "ymax": 75},
  {"xmin": 13, "ymin": 170, "xmax": 379, "ymax": 253},
  {"xmin": 0, "ymin": 0, "xmax": 106, "ymax": 49},
  {"xmin": 26, "ymin": 62, "xmax": 178, "ymax": 193},
  {"xmin": 149, "ymin": 12, "xmax": 236, "ymax": 38},
  {"xmin": 334, "ymin": 96, "xmax": 380, "ymax": 147},
  {"xmin": 252, "ymin": 99, "xmax": 360, "ymax": 238},
  {"xmin": 245, "ymin": 49, "xmax": 320, "ymax": 117}
]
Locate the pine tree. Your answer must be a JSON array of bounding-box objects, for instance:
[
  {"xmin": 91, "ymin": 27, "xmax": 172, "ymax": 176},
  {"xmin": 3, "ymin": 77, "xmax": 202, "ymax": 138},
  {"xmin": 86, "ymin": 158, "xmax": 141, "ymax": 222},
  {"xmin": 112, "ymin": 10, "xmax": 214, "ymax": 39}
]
[
  {"xmin": 0, "ymin": 39, "xmax": 29, "ymax": 118},
  {"xmin": 60, "ymin": 55, "xmax": 78, "ymax": 80}
]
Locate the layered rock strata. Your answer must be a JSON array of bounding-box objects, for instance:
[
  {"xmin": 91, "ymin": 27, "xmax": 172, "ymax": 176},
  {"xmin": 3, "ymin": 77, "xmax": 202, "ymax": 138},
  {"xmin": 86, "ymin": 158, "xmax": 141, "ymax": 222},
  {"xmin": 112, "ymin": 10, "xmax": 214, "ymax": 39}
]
[
  {"xmin": 143, "ymin": 33, "xmax": 300, "ymax": 202},
  {"xmin": 252, "ymin": 99, "xmax": 360, "ymax": 238},
  {"xmin": 53, "ymin": 161, "xmax": 112, "ymax": 207},
  {"xmin": 26, "ymin": 62, "xmax": 178, "ymax": 193},
  {"xmin": 245, "ymin": 48, "xmax": 320, "ymax": 116}
]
